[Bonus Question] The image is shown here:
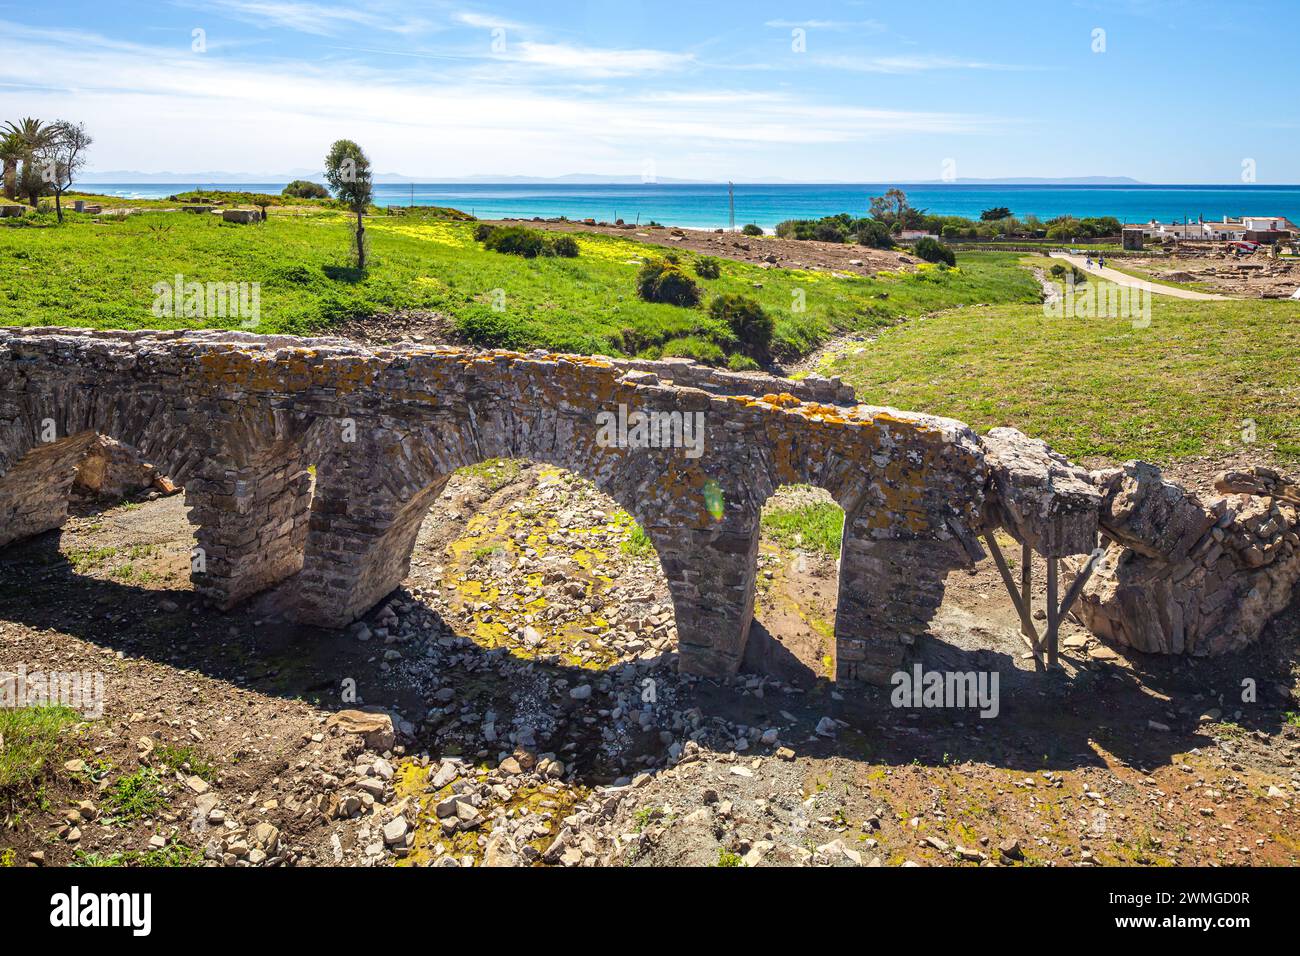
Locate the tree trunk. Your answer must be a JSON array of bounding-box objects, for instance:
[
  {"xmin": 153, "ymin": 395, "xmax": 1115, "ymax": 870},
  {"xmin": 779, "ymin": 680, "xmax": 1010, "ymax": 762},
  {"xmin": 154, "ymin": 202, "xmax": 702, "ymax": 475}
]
[
  {"xmin": 54, "ymin": 190, "xmax": 63, "ymax": 223},
  {"xmin": 355, "ymin": 209, "xmax": 366, "ymax": 270},
  {"xmin": 1, "ymin": 160, "xmax": 14, "ymax": 200}
]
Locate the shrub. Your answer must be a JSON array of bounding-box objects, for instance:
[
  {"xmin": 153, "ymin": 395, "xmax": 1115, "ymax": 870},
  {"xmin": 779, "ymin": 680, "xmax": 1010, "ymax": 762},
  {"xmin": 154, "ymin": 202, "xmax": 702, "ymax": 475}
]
[
  {"xmin": 709, "ymin": 293, "xmax": 773, "ymax": 357},
  {"xmin": 913, "ymin": 236, "xmax": 956, "ymax": 266},
  {"xmin": 474, "ymin": 222, "xmax": 497, "ymax": 243},
  {"xmin": 546, "ymin": 234, "xmax": 580, "ymax": 258},
  {"xmin": 282, "ymin": 180, "xmax": 330, "ymax": 200},
  {"xmin": 855, "ymin": 219, "xmax": 894, "ymax": 249},
  {"xmin": 636, "ymin": 259, "xmax": 702, "ymax": 307},
  {"xmin": 694, "ymin": 256, "xmax": 721, "ymax": 279},
  {"xmin": 661, "ymin": 335, "xmax": 724, "ymax": 364},
  {"xmin": 483, "ymin": 225, "xmax": 545, "ymax": 258},
  {"xmin": 742, "ymin": 223, "xmax": 763, "ymax": 236},
  {"xmin": 812, "ymin": 221, "xmax": 848, "ymax": 243}
]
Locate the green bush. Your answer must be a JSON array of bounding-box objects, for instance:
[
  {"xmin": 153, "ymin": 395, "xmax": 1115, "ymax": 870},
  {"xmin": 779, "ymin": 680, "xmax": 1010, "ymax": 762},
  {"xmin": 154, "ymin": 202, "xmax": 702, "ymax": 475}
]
[
  {"xmin": 913, "ymin": 236, "xmax": 956, "ymax": 266},
  {"xmin": 547, "ymin": 234, "xmax": 580, "ymax": 258},
  {"xmin": 741, "ymin": 223, "xmax": 763, "ymax": 236},
  {"xmin": 474, "ymin": 222, "xmax": 497, "ymax": 243},
  {"xmin": 694, "ymin": 256, "xmax": 721, "ymax": 279},
  {"xmin": 727, "ymin": 353, "xmax": 760, "ymax": 371},
  {"xmin": 661, "ymin": 335, "xmax": 724, "ymax": 364},
  {"xmin": 483, "ymin": 225, "xmax": 546, "ymax": 258},
  {"xmin": 282, "ymin": 180, "xmax": 330, "ymax": 200},
  {"xmin": 636, "ymin": 259, "xmax": 702, "ymax": 307},
  {"xmin": 855, "ymin": 219, "xmax": 894, "ymax": 249},
  {"xmin": 709, "ymin": 293, "xmax": 773, "ymax": 357},
  {"xmin": 812, "ymin": 221, "xmax": 849, "ymax": 243}
]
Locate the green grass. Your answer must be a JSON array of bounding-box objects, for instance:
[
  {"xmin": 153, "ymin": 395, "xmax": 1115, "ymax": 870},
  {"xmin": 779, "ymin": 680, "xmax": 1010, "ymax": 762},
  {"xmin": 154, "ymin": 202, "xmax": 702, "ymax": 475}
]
[
  {"xmin": 457, "ymin": 457, "xmax": 524, "ymax": 492},
  {"xmin": 0, "ymin": 705, "xmax": 81, "ymax": 816},
  {"xmin": 619, "ymin": 522, "xmax": 656, "ymax": 559},
  {"xmin": 73, "ymin": 842, "xmax": 204, "ymax": 867},
  {"xmin": 761, "ymin": 500, "xmax": 846, "ymax": 556},
  {"xmin": 0, "ymin": 211, "xmax": 1039, "ymax": 364},
  {"xmin": 716, "ymin": 846, "xmax": 743, "ymax": 867},
  {"xmin": 102, "ymin": 767, "xmax": 168, "ymax": 823},
  {"xmin": 824, "ymin": 295, "xmax": 1300, "ymax": 464},
  {"xmin": 153, "ymin": 744, "xmax": 217, "ymax": 783}
]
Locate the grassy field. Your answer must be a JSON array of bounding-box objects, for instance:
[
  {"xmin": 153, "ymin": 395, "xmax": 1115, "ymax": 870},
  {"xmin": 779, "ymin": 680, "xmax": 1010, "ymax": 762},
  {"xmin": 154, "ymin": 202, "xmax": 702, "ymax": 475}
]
[
  {"xmin": 0, "ymin": 209, "xmax": 1039, "ymax": 363},
  {"xmin": 824, "ymin": 293, "xmax": 1300, "ymax": 464}
]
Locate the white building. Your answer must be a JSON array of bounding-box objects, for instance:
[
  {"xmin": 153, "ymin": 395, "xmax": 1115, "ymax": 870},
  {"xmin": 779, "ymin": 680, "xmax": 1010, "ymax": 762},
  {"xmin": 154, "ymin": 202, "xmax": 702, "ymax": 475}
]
[{"xmin": 1124, "ymin": 216, "xmax": 1296, "ymax": 241}]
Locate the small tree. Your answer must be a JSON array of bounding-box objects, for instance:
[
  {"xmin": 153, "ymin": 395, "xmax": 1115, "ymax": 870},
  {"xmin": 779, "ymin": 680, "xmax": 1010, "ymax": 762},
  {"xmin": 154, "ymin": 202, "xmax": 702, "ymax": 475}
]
[
  {"xmin": 323, "ymin": 139, "xmax": 374, "ymax": 269},
  {"xmin": 3, "ymin": 117, "xmax": 54, "ymax": 207},
  {"xmin": 709, "ymin": 293, "xmax": 773, "ymax": 358},
  {"xmin": 980, "ymin": 206, "xmax": 1012, "ymax": 221},
  {"xmin": 913, "ymin": 236, "xmax": 956, "ymax": 266},
  {"xmin": 35, "ymin": 121, "xmax": 92, "ymax": 223},
  {"xmin": 0, "ymin": 133, "xmax": 22, "ymax": 200},
  {"xmin": 868, "ymin": 187, "xmax": 910, "ymax": 225},
  {"xmin": 282, "ymin": 179, "xmax": 329, "ymax": 200}
]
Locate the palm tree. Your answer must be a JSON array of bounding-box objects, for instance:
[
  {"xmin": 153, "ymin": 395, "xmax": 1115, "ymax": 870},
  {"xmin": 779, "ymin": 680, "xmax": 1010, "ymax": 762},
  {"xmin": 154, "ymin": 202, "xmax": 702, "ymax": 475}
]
[
  {"xmin": 2, "ymin": 118, "xmax": 54, "ymax": 206},
  {"xmin": 0, "ymin": 133, "xmax": 22, "ymax": 201}
]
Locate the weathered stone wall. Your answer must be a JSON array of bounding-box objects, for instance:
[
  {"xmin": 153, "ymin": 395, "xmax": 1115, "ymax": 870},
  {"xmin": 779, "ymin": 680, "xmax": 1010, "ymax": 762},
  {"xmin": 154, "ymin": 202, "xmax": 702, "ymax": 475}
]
[
  {"xmin": 2, "ymin": 326, "xmax": 1296, "ymax": 678},
  {"xmin": 0, "ymin": 327, "xmax": 989, "ymax": 680},
  {"xmin": 1076, "ymin": 463, "xmax": 1300, "ymax": 655}
]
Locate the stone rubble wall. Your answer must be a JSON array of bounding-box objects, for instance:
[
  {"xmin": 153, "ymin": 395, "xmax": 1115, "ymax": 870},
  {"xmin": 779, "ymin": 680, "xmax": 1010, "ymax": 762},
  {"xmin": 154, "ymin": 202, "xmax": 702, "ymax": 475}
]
[
  {"xmin": 1075, "ymin": 463, "xmax": 1300, "ymax": 655},
  {"xmin": 2, "ymin": 326, "xmax": 1296, "ymax": 679}
]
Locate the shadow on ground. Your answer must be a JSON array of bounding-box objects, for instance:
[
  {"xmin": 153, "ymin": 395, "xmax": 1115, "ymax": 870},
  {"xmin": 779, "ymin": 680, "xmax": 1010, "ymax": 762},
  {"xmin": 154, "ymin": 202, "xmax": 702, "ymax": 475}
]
[{"xmin": 2, "ymin": 525, "xmax": 1297, "ymax": 789}]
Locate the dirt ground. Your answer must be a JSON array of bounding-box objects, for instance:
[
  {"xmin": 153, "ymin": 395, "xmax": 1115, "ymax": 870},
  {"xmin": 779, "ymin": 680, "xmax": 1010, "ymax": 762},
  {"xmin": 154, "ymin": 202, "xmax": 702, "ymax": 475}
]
[
  {"xmin": 485, "ymin": 219, "xmax": 913, "ymax": 277},
  {"xmin": 2, "ymin": 452, "xmax": 1298, "ymax": 868},
  {"xmin": 1120, "ymin": 245, "xmax": 1300, "ymax": 299}
]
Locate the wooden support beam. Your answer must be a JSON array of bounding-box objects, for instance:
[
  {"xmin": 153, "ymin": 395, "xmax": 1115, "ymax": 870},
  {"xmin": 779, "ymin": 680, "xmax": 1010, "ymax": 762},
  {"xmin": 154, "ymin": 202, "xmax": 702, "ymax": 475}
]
[
  {"xmin": 982, "ymin": 532, "xmax": 1043, "ymax": 667},
  {"xmin": 1020, "ymin": 542, "xmax": 1033, "ymax": 643},
  {"xmin": 1046, "ymin": 557, "xmax": 1059, "ymax": 668}
]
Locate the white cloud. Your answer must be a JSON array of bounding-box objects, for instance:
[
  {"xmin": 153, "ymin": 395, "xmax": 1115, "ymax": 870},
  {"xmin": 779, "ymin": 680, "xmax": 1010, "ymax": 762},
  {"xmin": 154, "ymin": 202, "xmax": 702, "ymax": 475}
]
[
  {"xmin": 0, "ymin": 21, "xmax": 1002, "ymax": 178},
  {"xmin": 764, "ymin": 19, "xmax": 887, "ymax": 32},
  {"xmin": 813, "ymin": 54, "xmax": 1035, "ymax": 74},
  {"xmin": 453, "ymin": 11, "xmax": 525, "ymax": 31},
  {"xmin": 198, "ymin": 1, "xmax": 433, "ymax": 36},
  {"xmin": 508, "ymin": 42, "xmax": 696, "ymax": 77}
]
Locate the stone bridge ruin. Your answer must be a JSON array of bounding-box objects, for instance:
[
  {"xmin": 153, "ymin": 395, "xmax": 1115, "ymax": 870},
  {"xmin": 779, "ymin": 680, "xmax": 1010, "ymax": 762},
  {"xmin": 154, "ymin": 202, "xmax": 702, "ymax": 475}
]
[{"xmin": 2, "ymin": 327, "xmax": 1297, "ymax": 681}]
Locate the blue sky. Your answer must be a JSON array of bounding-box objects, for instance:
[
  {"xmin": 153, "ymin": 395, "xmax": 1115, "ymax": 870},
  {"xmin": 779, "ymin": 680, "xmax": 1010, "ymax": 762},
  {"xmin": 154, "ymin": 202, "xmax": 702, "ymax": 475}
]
[{"xmin": 1, "ymin": 0, "xmax": 1296, "ymax": 182}]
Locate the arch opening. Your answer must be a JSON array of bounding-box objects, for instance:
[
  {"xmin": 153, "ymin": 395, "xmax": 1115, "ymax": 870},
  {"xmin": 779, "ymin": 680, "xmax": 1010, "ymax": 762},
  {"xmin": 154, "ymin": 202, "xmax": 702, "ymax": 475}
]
[
  {"xmin": 746, "ymin": 484, "xmax": 846, "ymax": 685},
  {"xmin": 332, "ymin": 458, "xmax": 680, "ymax": 674}
]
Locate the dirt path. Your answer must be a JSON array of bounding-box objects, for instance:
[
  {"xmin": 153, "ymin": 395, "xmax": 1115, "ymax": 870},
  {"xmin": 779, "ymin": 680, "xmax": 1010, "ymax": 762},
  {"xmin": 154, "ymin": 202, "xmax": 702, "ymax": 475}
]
[{"xmin": 1049, "ymin": 252, "xmax": 1231, "ymax": 301}]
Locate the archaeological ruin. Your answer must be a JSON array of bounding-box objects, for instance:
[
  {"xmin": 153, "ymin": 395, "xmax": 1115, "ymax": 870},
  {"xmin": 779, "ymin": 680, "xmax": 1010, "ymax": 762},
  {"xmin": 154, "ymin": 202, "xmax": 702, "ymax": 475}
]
[{"xmin": 1, "ymin": 326, "xmax": 1297, "ymax": 682}]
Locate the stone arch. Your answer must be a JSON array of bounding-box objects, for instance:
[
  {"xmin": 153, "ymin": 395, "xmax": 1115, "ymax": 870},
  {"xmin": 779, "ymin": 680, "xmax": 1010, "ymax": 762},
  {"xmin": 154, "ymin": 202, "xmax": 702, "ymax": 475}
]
[
  {"xmin": 0, "ymin": 383, "xmax": 332, "ymax": 611},
  {"xmin": 739, "ymin": 414, "xmax": 985, "ymax": 684},
  {"xmin": 292, "ymin": 409, "xmax": 763, "ymax": 676}
]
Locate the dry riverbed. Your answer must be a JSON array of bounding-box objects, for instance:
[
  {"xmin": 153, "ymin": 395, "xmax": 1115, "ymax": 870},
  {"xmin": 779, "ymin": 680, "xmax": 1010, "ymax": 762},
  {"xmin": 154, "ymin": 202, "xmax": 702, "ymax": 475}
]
[{"xmin": 2, "ymin": 461, "xmax": 1299, "ymax": 867}]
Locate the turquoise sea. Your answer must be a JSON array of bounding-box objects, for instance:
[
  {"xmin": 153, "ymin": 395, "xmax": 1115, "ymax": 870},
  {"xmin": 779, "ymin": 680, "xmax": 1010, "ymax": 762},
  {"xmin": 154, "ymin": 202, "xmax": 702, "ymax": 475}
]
[{"xmin": 82, "ymin": 182, "xmax": 1300, "ymax": 231}]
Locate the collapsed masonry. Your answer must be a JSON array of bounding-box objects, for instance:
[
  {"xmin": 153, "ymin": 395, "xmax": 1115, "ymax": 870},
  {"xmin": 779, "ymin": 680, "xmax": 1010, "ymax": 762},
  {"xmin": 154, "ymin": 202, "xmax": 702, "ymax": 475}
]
[{"xmin": 0, "ymin": 327, "xmax": 1296, "ymax": 683}]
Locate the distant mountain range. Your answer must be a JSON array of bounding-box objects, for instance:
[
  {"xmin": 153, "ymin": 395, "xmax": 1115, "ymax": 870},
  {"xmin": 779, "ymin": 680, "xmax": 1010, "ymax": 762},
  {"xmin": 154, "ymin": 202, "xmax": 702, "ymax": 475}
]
[{"xmin": 77, "ymin": 170, "xmax": 1158, "ymax": 186}]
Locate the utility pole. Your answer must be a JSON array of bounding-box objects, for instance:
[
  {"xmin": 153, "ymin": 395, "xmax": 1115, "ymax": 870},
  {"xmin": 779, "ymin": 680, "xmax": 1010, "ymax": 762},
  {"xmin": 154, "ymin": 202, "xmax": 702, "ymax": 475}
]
[{"xmin": 728, "ymin": 181, "xmax": 735, "ymax": 232}]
